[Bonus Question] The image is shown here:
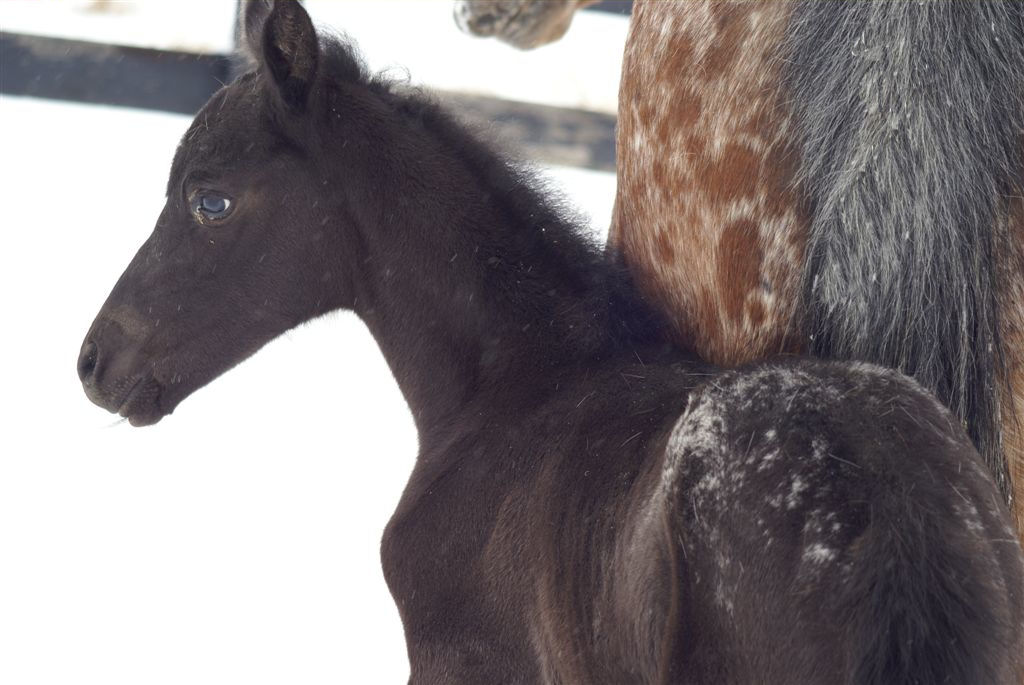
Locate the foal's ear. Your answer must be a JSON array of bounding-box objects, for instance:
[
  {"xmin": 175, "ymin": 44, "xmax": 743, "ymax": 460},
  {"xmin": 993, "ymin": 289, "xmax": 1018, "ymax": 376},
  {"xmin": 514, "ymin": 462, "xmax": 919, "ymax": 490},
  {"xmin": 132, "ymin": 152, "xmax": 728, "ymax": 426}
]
[
  {"xmin": 237, "ymin": 0, "xmax": 271, "ymax": 72},
  {"xmin": 244, "ymin": 0, "xmax": 320, "ymax": 111}
]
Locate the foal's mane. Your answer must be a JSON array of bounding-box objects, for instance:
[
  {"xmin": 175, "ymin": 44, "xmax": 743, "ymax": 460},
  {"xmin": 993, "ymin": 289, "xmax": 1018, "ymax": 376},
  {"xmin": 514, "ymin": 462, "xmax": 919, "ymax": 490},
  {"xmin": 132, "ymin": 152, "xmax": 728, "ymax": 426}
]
[{"xmin": 309, "ymin": 34, "xmax": 673, "ymax": 355}]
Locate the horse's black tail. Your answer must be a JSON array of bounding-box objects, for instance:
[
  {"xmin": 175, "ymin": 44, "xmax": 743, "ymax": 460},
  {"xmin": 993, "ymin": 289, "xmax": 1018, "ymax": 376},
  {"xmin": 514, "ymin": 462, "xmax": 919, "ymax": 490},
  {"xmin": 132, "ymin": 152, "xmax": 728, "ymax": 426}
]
[
  {"xmin": 783, "ymin": 2, "xmax": 1024, "ymax": 501},
  {"xmin": 662, "ymin": 361, "xmax": 1024, "ymax": 684}
]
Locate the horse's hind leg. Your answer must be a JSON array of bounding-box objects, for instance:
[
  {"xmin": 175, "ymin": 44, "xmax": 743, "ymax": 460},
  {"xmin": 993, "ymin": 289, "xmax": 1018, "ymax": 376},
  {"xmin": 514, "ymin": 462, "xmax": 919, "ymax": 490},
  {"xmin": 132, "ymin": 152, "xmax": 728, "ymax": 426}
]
[
  {"xmin": 663, "ymin": 360, "xmax": 1024, "ymax": 684},
  {"xmin": 1001, "ymin": 192, "xmax": 1024, "ymax": 551}
]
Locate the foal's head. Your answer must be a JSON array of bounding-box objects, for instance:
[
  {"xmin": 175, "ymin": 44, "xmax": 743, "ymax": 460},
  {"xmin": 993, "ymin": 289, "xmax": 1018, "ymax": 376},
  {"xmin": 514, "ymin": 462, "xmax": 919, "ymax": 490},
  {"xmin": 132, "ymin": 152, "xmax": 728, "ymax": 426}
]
[{"xmin": 78, "ymin": 0, "xmax": 381, "ymax": 425}]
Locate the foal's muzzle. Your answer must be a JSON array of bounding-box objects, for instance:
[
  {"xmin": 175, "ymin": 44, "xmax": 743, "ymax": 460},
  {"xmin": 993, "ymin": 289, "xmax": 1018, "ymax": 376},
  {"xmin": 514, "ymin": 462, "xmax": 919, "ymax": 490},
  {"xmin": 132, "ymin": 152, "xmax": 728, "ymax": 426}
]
[{"xmin": 78, "ymin": 314, "xmax": 165, "ymax": 426}]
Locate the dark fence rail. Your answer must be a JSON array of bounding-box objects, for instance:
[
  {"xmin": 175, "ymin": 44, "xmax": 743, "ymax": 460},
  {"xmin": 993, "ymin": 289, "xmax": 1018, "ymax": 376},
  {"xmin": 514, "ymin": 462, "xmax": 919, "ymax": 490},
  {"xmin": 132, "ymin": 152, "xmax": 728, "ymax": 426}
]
[
  {"xmin": 0, "ymin": 30, "xmax": 616, "ymax": 172},
  {"xmin": 1, "ymin": 31, "xmax": 232, "ymax": 114},
  {"xmin": 588, "ymin": 0, "xmax": 633, "ymax": 15}
]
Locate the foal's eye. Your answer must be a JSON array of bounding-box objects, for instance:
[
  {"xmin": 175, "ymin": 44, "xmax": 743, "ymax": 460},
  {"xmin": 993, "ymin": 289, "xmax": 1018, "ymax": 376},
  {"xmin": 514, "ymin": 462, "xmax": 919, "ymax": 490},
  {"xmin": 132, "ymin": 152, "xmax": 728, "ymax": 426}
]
[{"xmin": 192, "ymin": 192, "xmax": 234, "ymax": 223}]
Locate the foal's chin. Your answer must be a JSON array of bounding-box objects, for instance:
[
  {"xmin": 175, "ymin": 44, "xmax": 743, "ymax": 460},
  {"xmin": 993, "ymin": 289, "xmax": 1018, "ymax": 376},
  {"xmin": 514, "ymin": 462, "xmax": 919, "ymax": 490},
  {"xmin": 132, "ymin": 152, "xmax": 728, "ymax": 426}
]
[
  {"xmin": 120, "ymin": 391, "xmax": 168, "ymax": 427},
  {"xmin": 84, "ymin": 375, "xmax": 169, "ymax": 427}
]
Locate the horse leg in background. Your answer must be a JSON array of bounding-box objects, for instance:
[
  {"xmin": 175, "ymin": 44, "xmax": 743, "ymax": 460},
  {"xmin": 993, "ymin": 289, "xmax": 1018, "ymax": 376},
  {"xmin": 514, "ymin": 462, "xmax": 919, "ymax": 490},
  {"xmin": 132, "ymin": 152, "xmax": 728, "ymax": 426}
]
[
  {"xmin": 453, "ymin": 0, "xmax": 599, "ymax": 50},
  {"xmin": 1003, "ymin": 194, "xmax": 1024, "ymax": 539},
  {"xmin": 611, "ymin": 1, "xmax": 805, "ymax": 367}
]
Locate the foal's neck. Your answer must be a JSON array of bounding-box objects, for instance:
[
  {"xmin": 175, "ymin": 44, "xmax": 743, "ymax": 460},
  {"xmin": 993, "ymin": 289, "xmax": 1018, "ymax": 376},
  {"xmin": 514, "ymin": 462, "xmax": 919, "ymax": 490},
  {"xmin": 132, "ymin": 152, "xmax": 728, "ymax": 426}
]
[{"xmin": 338, "ymin": 97, "xmax": 642, "ymax": 434}]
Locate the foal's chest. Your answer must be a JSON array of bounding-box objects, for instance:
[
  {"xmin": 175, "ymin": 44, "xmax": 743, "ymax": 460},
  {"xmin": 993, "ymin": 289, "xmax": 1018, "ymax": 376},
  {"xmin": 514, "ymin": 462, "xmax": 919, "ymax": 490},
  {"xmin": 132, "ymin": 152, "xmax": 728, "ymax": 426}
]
[
  {"xmin": 379, "ymin": 428, "xmax": 544, "ymax": 679},
  {"xmin": 377, "ymin": 371, "xmax": 694, "ymax": 680}
]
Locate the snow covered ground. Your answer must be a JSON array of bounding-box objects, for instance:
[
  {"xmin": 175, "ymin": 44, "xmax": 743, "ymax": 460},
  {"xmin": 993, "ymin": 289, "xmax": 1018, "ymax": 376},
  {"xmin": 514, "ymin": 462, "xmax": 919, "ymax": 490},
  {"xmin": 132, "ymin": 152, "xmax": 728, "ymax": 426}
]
[{"xmin": 0, "ymin": 4, "xmax": 622, "ymax": 683}]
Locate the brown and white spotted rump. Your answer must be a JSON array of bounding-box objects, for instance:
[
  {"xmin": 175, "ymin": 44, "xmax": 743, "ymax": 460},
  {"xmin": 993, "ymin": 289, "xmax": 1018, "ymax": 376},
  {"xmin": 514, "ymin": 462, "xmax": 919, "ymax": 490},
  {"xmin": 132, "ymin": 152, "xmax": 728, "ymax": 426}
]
[{"xmin": 611, "ymin": 1, "xmax": 806, "ymax": 368}]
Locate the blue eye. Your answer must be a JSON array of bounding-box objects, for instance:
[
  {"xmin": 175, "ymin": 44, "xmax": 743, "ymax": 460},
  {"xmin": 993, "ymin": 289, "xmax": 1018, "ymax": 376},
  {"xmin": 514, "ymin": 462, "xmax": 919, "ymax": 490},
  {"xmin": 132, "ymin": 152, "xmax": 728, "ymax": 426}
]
[{"xmin": 193, "ymin": 192, "xmax": 233, "ymax": 222}]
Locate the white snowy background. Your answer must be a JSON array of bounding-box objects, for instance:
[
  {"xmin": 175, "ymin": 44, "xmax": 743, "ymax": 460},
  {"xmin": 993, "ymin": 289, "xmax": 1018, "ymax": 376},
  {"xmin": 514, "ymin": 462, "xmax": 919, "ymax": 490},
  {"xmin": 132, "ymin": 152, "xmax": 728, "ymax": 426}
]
[{"xmin": 0, "ymin": 2, "xmax": 625, "ymax": 683}]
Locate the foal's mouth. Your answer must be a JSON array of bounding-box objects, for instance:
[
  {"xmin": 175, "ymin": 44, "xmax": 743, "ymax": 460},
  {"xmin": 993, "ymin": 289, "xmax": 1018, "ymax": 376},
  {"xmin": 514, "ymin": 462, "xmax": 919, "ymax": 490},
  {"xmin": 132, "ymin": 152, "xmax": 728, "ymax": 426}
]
[
  {"xmin": 84, "ymin": 372, "xmax": 164, "ymax": 427},
  {"xmin": 115, "ymin": 375, "xmax": 164, "ymax": 427}
]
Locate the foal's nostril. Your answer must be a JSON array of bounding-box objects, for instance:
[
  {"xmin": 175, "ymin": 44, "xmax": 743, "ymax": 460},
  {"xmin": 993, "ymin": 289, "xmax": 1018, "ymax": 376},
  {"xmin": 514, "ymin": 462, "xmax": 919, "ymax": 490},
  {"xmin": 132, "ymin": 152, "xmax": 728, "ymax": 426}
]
[{"xmin": 78, "ymin": 341, "xmax": 98, "ymax": 382}]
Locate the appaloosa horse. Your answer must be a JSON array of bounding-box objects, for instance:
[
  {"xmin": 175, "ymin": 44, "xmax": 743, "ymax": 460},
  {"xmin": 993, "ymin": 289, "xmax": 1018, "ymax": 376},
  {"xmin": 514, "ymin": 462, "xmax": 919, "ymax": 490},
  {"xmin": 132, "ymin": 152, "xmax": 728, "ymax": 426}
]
[
  {"xmin": 455, "ymin": 0, "xmax": 1024, "ymax": 550},
  {"xmin": 80, "ymin": 1, "xmax": 1023, "ymax": 682}
]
